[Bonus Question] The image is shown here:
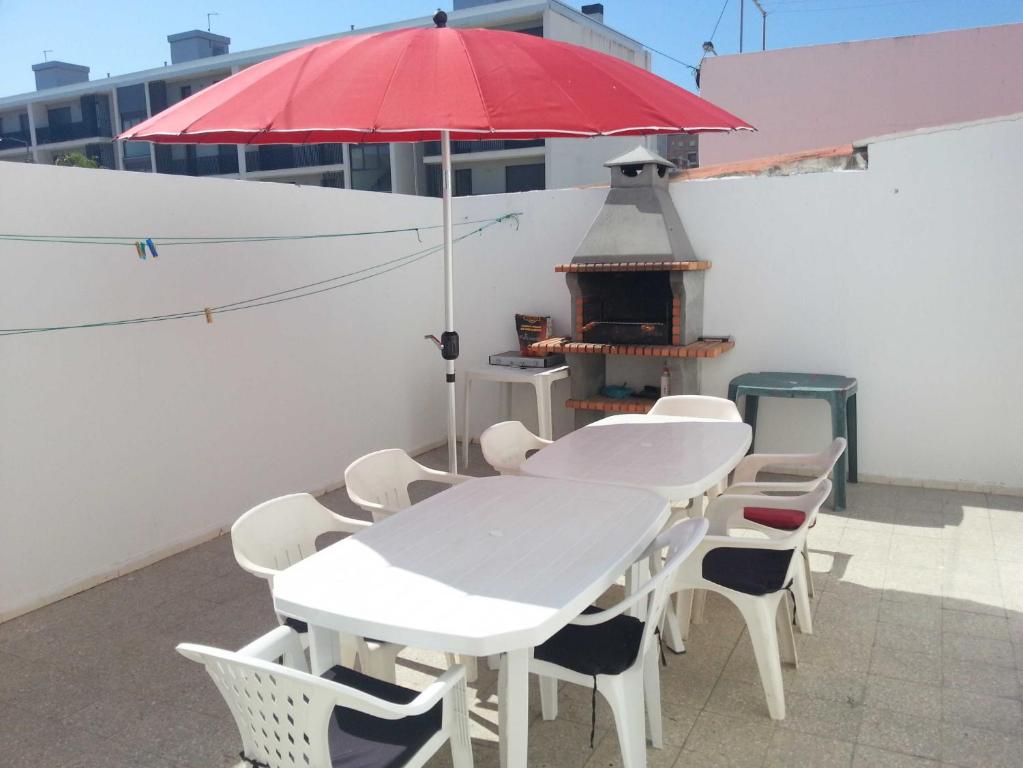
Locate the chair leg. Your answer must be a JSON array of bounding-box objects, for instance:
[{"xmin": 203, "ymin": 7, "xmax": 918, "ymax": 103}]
[
  {"xmin": 792, "ymin": 560, "xmax": 814, "ymax": 635},
  {"xmin": 661, "ymin": 596, "xmax": 686, "ymax": 654},
  {"xmin": 599, "ymin": 673, "xmax": 648, "ymax": 768},
  {"xmin": 448, "ymin": 679, "xmax": 475, "ymax": 768},
  {"xmin": 736, "ymin": 597, "xmax": 787, "ymax": 720},
  {"xmin": 462, "ymin": 656, "xmax": 478, "ymax": 683},
  {"xmin": 363, "ymin": 642, "xmax": 401, "ymax": 684},
  {"xmin": 802, "ymin": 540, "xmax": 816, "ymax": 598},
  {"xmin": 643, "ymin": 647, "xmax": 663, "ymax": 749},
  {"xmin": 776, "ymin": 594, "xmax": 798, "ymax": 667},
  {"xmin": 538, "ymin": 675, "xmax": 558, "ymax": 720}
]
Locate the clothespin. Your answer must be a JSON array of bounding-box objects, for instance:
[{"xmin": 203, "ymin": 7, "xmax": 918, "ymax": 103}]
[
  {"xmin": 204, "ymin": 308, "xmax": 213, "ymax": 324},
  {"xmin": 135, "ymin": 241, "xmax": 147, "ymax": 259},
  {"xmin": 146, "ymin": 238, "xmax": 158, "ymax": 258}
]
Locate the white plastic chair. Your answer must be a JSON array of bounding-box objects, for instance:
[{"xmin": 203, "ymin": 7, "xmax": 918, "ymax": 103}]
[
  {"xmin": 725, "ymin": 437, "xmax": 847, "ymax": 608},
  {"xmin": 344, "ymin": 449, "xmax": 471, "ymax": 521},
  {"xmin": 231, "ymin": 493, "xmax": 404, "ymax": 682},
  {"xmin": 647, "ymin": 394, "xmax": 743, "ymax": 422},
  {"xmin": 530, "ymin": 518, "xmax": 709, "ymax": 768},
  {"xmin": 178, "ymin": 626, "xmax": 473, "ymax": 768},
  {"xmin": 664, "ymin": 480, "xmax": 832, "ymax": 721},
  {"xmin": 344, "ymin": 450, "xmax": 476, "ymax": 681},
  {"xmin": 480, "ymin": 420, "xmax": 552, "ymax": 475}
]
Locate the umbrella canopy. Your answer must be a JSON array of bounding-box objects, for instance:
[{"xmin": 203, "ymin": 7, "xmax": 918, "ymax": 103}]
[
  {"xmin": 119, "ymin": 22, "xmax": 751, "ymax": 477},
  {"xmin": 119, "ymin": 26, "xmax": 752, "ymax": 144}
]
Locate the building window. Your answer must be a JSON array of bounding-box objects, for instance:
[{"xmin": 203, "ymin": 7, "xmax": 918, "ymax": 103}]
[
  {"xmin": 505, "ymin": 163, "xmax": 544, "ymax": 193},
  {"xmin": 321, "ymin": 171, "xmax": 344, "ymax": 188},
  {"xmin": 455, "ymin": 168, "xmax": 472, "ymax": 197},
  {"xmin": 47, "ymin": 106, "xmax": 72, "ymax": 126},
  {"xmin": 350, "ymin": 143, "xmax": 391, "ymax": 192},
  {"xmin": 687, "ymin": 152, "xmax": 698, "ymax": 167}
]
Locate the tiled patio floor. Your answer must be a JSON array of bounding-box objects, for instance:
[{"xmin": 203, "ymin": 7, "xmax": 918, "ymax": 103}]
[{"xmin": 2, "ymin": 445, "xmax": 1022, "ymax": 768}]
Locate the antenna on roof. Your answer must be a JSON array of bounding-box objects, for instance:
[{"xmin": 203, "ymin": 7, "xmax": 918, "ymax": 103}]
[
  {"xmin": 207, "ymin": 12, "xmax": 219, "ymax": 32},
  {"xmin": 43, "ymin": 49, "xmax": 53, "ymax": 61}
]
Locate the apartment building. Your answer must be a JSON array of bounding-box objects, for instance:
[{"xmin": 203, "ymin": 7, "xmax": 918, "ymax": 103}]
[{"xmin": 0, "ymin": 0, "xmax": 656, "ymax": 196}]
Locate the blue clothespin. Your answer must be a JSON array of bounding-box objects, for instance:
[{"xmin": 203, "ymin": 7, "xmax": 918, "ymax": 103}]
[
  {"xmin": 146, "ymin": 238, "xmax": 158, "ymax": 258},
  {"xmin": 135, "ymin": 241, "xmax": 146, "ymax": 260}
]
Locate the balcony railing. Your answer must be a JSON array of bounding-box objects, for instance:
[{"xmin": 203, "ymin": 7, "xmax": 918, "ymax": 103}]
[
  {"xmin": 160, "ymin": 154, "xmax": 240, "ymax": 177},
  {"xmin": 0, "ymin": 130, "xmax": 31, "ymax": 149},
  {"xmin": 245, "ymin": 144, "xmax": 345, "ymax": 172},
  {"xmin": 423, "ymin": 139, "xmax": 545, "ymax": 156},
  {"xmin": 35, "ymin": 122, "xmax": 112, "ymax": 144}
]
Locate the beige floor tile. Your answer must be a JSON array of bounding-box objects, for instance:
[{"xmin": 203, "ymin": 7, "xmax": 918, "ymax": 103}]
[
  {"xmin": 941, "ymin": 688, "xmax": 1023, "ymax": 735},
  {"xmin": 858, "ymin": 706, "xmax": 943, "ymax": 761},
  {"xmin": 889, "ymin": 536, "xmax": 946, "ymax": 570},
  {"xmin": 869, "ymin": 648, "xmax": 943, "ymax": 686},
  {"xmin": 942, "ymin": 656, "xmax": 1021, "ymax": 699},
  {"xmin": 875, "ymin": 621, "xmax": 942, "ymax": 657},
  {"xmin": 528, "ymin": 717, "xmax": 609, "ymax": 768},
  {"xmin": 941, "ymin": 632, "xmax": 1016, "ymax": 668},
  {"xmin": 777, "ymin": 691, "xmax": 864, "ymax": 742},
  {"xmin": 941, "ymin": 609, "xmax": 1010, "ymax": 641},
  {"xmin": 940, "ymin": 722, "xmax": 1023, "ymax": 768},
  {"xmin": 879, "ymin": 601, "xmax": 942, "ymax": 631},
  {"xmin": 763, "ymin": 730, "xmax": 854, "ymax": 768},
  {"xmin": 851, "ymin": 744, "xmax": 941, "ymax": 768},
  {"xmin": 862, "ymin": 675, "xmax": 942, "ymax": 720},
  {"xmin": 682, "ymin": 711, "xmax": 775, "ymax": 767},
  {"xmin": 582, "ymin": 734, "xmax": 682, "ymax": 768}
]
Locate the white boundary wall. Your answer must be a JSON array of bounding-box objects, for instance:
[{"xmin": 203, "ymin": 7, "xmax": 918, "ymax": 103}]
[{"xmin": 2, "ymin": 112, "xmax": 1022, "ymax": 618}]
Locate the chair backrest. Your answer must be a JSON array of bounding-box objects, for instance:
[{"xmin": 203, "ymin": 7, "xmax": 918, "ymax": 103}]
[
  {"xmin": 812, "ymin": 437, "xmax": 847, "ymax": 479},
  {"xmin": 178, "ymin": 634, "xmax": 347, "ymax": 768},
  {"xmin": 637, "ymin": 518, "xmax": 709, "ymax": 656},
  {"xmin": 480, "ymin": 420, "xmax": 550, "ymax": 475},
  {"xmin": 232, "ymin": 493, "xmax": 358, "ymax": 580},
  {"xmin": 344, "ymin": 448, "xmax": 426, "ymax": 513},
  {"xmin": 648, "ymin": 395, "xmax": 742, "ymax": 421}
]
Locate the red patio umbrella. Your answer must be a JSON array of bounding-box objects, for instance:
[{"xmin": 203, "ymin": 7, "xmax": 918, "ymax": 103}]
[{"xmin": 120, "ymin": 15, "xmax": 752, "ymax": 473}]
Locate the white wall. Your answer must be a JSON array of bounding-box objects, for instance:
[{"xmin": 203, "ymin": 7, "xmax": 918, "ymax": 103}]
[
  {"xmin": 3, "ymin": 112, "xmax": 1022, "ymax": 620},
  {"xmin": 0, "ymin": 163, "xmax": 596, "ymax": 619}
]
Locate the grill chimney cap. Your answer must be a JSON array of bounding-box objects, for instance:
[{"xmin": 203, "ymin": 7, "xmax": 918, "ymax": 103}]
[{"xmin": 603, "ymin": 145, "xmax": 676, "ymax": 170}]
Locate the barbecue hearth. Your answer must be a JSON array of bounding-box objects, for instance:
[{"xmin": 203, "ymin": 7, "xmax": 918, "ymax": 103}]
[{"xmin": 532, "ymin": 146, "xmax": 734, "ymax": 423}]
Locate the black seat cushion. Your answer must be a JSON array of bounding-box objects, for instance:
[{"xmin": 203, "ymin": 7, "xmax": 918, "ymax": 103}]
[
  {"xmin": 321, "ymin": 665, "xmax": 442, "ymax": 768},
  {"xmin": 533, "ymin": 606, "xmax": 644, "ymax": 677},
  {"xmin": 702, "ymin": 547, "xmax": 794, "ymax": 596},
  {"xmin": 283, "ymin": 616, "xmax": 309, "ymax": 634}
]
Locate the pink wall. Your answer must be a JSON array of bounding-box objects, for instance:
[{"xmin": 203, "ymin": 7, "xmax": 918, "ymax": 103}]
[{"xmin": 699, "ymin": 23, "xmax": 1023, "ymax": 165}]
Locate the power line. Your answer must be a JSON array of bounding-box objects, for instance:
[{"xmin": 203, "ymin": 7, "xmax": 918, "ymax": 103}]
[
  {"xmin": 0, "ymin": 215, "xmax": 512, "ymax": 249},
  {"xmin": 0, "ymin": 214, "xmax": 520, "ymax": 337},
  {"xmin": 709, "ymin": 0, "xmax": 732, "ymax": 42}
]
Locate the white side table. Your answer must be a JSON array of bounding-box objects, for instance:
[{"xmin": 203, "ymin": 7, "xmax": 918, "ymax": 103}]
[{"xmin": 462, "ymin": 363, "xmax": 570, "ymax": 467}]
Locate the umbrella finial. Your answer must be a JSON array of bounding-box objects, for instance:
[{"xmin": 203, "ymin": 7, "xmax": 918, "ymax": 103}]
[{"xmin": 433, "ymin": 9, "xmax": 448, "ymax": 28}]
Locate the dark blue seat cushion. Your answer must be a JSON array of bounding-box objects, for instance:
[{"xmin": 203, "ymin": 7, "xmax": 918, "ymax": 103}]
[
  {"xmin": 321, "ymin": 666, "xmax": 442, "ymax": 768},
  {"xmin": 533, "ymin": 606, "xmax": 644, "ymax": 677},
  {"xmin": 702, "ymin": 547, "xmax": 794, "ymax": 596}
]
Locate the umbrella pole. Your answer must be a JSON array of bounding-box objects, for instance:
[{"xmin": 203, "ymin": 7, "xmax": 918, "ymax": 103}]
[{"xmin": 441, "ymin": 130, "xmax": 458, "ymax": 473}]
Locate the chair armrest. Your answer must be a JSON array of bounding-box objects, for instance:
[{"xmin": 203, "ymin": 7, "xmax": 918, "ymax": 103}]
[
  {"xmin": 236, "ymin": 626, "xmax": 308, "ymax": 671},
  {"xmin": 732, "ymin": 452, "xmax": 828, "ymax": 484},
  {"xmin": 329, "ymin": 512, "xmax": 373, "ymax": 534},
  {"xmin": 705, "ymin": 493, "xmax": 815, "ymax": 537},
  {"xmin": 723, "ymin": 479, "xmax": 822, "ymax": 495},
  {"xmin": 417, "ymin": 467, "xmax": 473, "ymax": 485},
  {"xmin": 327, "ymin": 663, "xmax": 468, "ymax": 720},
  {"xmin": 234, "ymin": 551, "xmax": 279, "ymax": 582},
  {"xmin": 347, "ymin": 493, "xmax": 403, "ymax": 519}
]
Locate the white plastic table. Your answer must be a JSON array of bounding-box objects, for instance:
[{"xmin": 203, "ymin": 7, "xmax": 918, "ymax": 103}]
[
  {"xmin": 520, "ymin": 416, "xmax": 752, "ymax": 502},
  {"xmin": 273, "ymin": 475, "xmax": 668, "ymax": 768},
  {"xmin": 462, "ymin": 364, "xmax": 570, "ymax": 466}
]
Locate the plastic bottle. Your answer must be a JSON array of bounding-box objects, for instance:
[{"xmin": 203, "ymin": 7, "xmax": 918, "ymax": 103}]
[{"xmin": 660, "ymin": 365, "xmax": 671, "ymax": 397}]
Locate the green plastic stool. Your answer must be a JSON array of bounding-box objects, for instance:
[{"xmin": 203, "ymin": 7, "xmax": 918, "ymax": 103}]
[{"xmin": 727, "ymin": 372, "xmax": 858, "ymax": 510}]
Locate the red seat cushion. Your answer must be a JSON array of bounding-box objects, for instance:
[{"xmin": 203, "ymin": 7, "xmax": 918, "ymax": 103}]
[{"xmin": 744, "ymin": 506, "xmax": 806, "ymax": 531}]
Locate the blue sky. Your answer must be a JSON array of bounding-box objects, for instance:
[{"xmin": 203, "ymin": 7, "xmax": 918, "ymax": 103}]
[{"xmin": 1, "ymin": 0, "xmax": 1021, "ymax": 96}]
